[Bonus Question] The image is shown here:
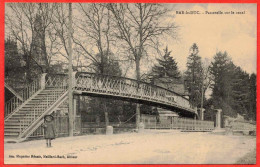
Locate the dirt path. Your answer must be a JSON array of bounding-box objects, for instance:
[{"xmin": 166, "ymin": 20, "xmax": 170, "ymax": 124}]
[{"xmin": 4, "ymin": 130, "xmax": 256, "ymax": 164}]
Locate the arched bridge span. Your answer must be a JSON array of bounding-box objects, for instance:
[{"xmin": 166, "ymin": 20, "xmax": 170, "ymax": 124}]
[{"xmin": 73, "ymin": 72, "xmax": 197, "ymax": 118}]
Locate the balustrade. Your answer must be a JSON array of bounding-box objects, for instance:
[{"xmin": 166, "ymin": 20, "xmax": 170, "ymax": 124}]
[
  {"xmin": 75, "ymin": 72, "xmax": 194, "ymax": 113},
  {"xmin": 5, "ymin": 76, "xmax": 41, "ymax": 118},
  {"xmin": 18, "ymin": 74, "xmax": 68, "ymax": 137},
  {"xmin": 141, "ymin": 114, "xmax": 214, "ymax": 131}
]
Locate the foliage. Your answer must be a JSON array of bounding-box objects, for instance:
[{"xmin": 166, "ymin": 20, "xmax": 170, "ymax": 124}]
[
  {"xmin": 150, "ymin": 46, "xmax": 181, "ymax": 85},
  {"xmin": 4, "ymin": 39, "xmax": 26, "ymax": 89},
  {"xmin": 184, "ymin": 43, "xmax": 203, "ymax": 107},
  {"xmin": 209, "ymin": 51, "xmax": 256, "ymax": 120},
  {"xmin": 91, "ymin": 51, "xmax": 122, "ymax": 76},
  {"xmin": 5, "ymin": 3, "xmax": 58, "ymax": 82},
  {"xmin": 248, "ymin": 74, "xmax": 256, "ymax": 120}
]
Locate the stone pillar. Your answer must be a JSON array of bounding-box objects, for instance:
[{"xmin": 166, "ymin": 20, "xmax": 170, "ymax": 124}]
[
  {"xmin": 106, "ymin": 126, "xmax": 113, "ymax": 135},
  {"xmin": 215, "ymin": 109, "xmax": 222, "ymax": 129},
  {"xmin": 201, "ymin": 108, "xmax": 205, "ymax": 120},
  {"xmin": 138, "ymin": 122, "xmax": 145, "ymax": 133},
  {"xmin": 40, "ymin": 73, "xmax": 47, "ymax": 89}
]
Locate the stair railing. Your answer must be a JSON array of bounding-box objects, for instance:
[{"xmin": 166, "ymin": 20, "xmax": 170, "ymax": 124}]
[
  {"xmin": 19, "ymin": 74, "xmax": 68, "ymax": 137},
  {"xmin": 19, "ymin": 87, "xmax": 67, "ymax": 136},
  {"xmin": 45, "ymin": 73, "xmax": 68, "ymax": 89},
  {"xmin": 5, "ymin": 77, "xmax": 41, "ymax": 118}
]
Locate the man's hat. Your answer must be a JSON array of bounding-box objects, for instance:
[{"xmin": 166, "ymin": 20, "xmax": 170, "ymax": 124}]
[{"xmin": 44, "ymin": 115, "xmax": 54, "ymax": 121}]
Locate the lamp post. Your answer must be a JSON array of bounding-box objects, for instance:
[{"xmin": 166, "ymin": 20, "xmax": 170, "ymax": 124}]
[{"xmin": 68, "ymin": 3, "xmax": 74, "ymax": 137}]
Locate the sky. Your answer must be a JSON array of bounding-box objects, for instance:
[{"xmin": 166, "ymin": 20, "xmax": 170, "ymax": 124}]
[
  {"xmin": 165, "ymin": 3, "xmax": 257, "ymax": 74},
  {"xmin": 5, "ymin": 3, "xmax": 257, "ymax": 76}
]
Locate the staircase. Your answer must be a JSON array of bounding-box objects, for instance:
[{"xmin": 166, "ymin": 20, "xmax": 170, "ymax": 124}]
[{"xmin": 4, "ymin": 73, "xmax": 68, "ymax": 142}]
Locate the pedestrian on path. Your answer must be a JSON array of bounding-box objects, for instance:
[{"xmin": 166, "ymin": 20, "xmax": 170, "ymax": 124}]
[{"xmin": 43, "ymin": 115, "xmax": 56, "ymax": 148}]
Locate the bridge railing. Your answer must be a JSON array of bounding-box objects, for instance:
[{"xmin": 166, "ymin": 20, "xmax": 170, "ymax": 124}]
[
  {"xmin": 141, "ymin": 114, "xmax": 215, "ymax": 131},
  {"xmin": 45, "ymin": 73, "xmax": 68, "ymax": 89},
  {"xmin": 75, "ymin": 72, "xmax": 194, "ymax": 112}
]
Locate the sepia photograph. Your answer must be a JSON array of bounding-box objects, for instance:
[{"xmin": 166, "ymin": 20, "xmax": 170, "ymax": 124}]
[{"xmin": 3, "ymin": 2, "xmax": 257, "ymax": 165}]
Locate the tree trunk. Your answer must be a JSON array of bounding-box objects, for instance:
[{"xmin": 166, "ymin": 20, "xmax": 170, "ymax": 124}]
[
  {"xmin": 42, "ymin": 34, "xmax": 49, "ymax": 73},
  {"xmin": 200, "ymin": 80, "xmax": 204, "ymax": 120},
  {"xmin": 104, "ymin": 100, "xmax": 109, "ymax": 127},
  {"xmin": 25, "ymin": 53, "xmax": 32, "ymax": 84},
  {"xmin": 105, "ymin": 111, "xmax": 109, "ymax": 127},
  {"xmin": 135, "ymin": 56, "xmax": 141, "ymax": 128},
  {"xmin": 100, "ymin": 98, "xmax": 109, "ymax": 127}
]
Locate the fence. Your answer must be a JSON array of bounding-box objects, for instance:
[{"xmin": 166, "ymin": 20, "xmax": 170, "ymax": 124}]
[
  {"xmin": 29, "ymin": 114, "xmax": 215, "ymax": 138},
  {"xmin": 81, "ymin": 122, "xmax": 135, "ymax": 134},
  {"xmin": 141, "ymin": 114, "xmax": 215, "ymax": 131},
  {"xmin": 29, "ymin": 115, "xmax": 81, "ymax": 138}
]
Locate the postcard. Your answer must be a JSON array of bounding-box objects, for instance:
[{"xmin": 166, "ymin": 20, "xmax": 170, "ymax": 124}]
[{"xmin": 1, "ymin": 1, "xmax": 258, "ymax": 166}]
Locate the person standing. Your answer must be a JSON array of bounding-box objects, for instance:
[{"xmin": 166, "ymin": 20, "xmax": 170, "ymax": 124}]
[{"xmin": 43, "ymin": 115, "xmax": 56, "ymax": 147}]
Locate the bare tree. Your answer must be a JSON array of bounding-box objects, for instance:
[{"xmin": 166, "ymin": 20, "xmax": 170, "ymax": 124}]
[
  {"xmin": 51, "ymin": 4, "xmax": 71, "ymax": 63},
  {"xmin": 73, "ymin": 3, "xmax": 114, "ymax": 73},
  {"xmin": 108, "ymin": 3, "xmax": 177, "ymax": 127},
  {"xmin": 5, "ymin": 3, "xmax": 57, "ymax": 82},
  {"xmin": 51, "ymin": 3, "xmax": 92, "ymax": 71},
  {"xmin": 74, "ymin": 3, "xmax": 124, "ymax": 126}
]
